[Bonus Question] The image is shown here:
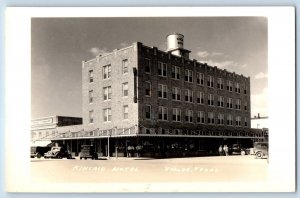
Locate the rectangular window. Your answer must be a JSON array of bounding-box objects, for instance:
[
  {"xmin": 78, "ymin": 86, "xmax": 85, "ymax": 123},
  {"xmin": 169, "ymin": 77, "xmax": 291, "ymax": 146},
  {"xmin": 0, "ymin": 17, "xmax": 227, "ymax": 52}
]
[
  {"xmin": 227, "ymin": 81, "xmax": 233, "ymax": 92},
  {"xmin": 145, "ymin": 58, "xmax": 151, "ymax": 73},
  {"xmin": 227, "ymin": 114, "xmax": 233, "ymax": 126},
  {"xmin": 236, "ymin": 116, "xmax": 241, "ymax": 126},
  {"xmin": 207, "ymin": 75, "xmax": 214, "ymax": 88},
  {"xmin": 123, "ymin": 105, "xmax": 128, "ymax": 119},
  {"xmin": 244, "ymin": 117, "xmax": 248, "ymax": 127},
  {"xmin": 244, "ymin": 102, "xmax": 248, "ymax": 111},
  {"xmin": 217, "ymin": 113, "xmax": 224, "ymax": 125},
  {"xmin": 172, "ymin": 66, "xmax": 180, "ymax": 79},
  {"xmin": 145, "ymin": 81, "xmax": 151, "ymax": 96},
  {"xmin": 196, "ymin": 91, "xmax": 204, "ymax": 104},
  {"xmin": 89, "ymin": 90, "xmax": 93, "ymax": 103},
  {"xmin": 122, "ymin": 59, "xmax": 128, "ymax": 74},
  {"xmin": 172, "ymin": 108, "xmax": 181, "ymax": 122},
  {"xmin": 122, "ymin": 82, "xmax": 128, "ymax": 97},
  {"xmin": 185, "ymin": 110, "xmax": 193, "ymax": 123},
  {"xmin": 217, "ymin": 78, "xmax": 223, "ymax": 89},
  {"xmin": 184, "ymin": 69, "xmax": 193, "ymax": 82},
  {"xmin": 172, "ymin": 87, "xmax": 181, "ymax": 101},
  {"xmin": 159, "ymin": 106, "xmax": 168, "ymax": 121},
  {"xmin": 196, "ymin": 72, "xmax": 204, "ymax": 85},
  {"xmin": 217, "ymin": 96, "xmax": 224, "ymax": 107},
  {"xmin": 235, "ymin": 83, "xmax": 240, "ymax": 93},
  {"xmin": 227, "ymin": 98, "xmax": 233, "ymax": 109},
  {"xmin": 158, "ymin": 62, "xmax": 167, "ymax": 77},
  {"xmin": 208, "ymin": 94, "xmax": 214, "ymax": 106},
  {"xmin": 244, "ymin": 86, "xmax": 247, "ymax": 94},
  {"xmin": 236, "ymin": 99, "xmax": 241, "ymax": 110},
  {"xmin": 145, "ymin": 105, "xmax": 151, "ymax": 119},
  {"xmin": 89, "ymin": 110, "xmax": 94, "ymax": 123},
  {"xmin": 103, "ymin": 86, "xmax": 112, "ymax": 100},
  {"xmin": 158, "ymin": 84, "xmax": 167, "ymax": 99},
  {"xmin": 103, "ymin": 108, "xmax": 112, "ymax": 122},
  {"xmin": 89, "ymin": 70, "xmax": 93, "ymax": 83},
  {"xmin": 197, "ymin": 111, "xmax": 205, "ymax": 123},
  {"xmin": 208, "ymin": 112, "xmax": 215, "ymax": 124},
  {"xmin": 103, "ymin": 65, "xmax": 111, "ymax": 79},
  {"xmin": 184, "ymin": 89, "xmax": 193, "ymax": 102}
]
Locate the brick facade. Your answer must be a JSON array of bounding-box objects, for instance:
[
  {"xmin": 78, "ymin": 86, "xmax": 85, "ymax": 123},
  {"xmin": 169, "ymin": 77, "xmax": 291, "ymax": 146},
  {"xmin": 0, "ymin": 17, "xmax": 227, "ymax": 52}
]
[{"xmin": 82, "ymin": 42, "xmax": 251, "ymax": 135}]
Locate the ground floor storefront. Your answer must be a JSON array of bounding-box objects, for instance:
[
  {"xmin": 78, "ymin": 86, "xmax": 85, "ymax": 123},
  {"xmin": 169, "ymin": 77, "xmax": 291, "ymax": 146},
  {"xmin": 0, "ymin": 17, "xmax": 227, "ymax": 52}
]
[{"xmin": 52, "ymin": 135, "xmax": 261, "ymax": 158}]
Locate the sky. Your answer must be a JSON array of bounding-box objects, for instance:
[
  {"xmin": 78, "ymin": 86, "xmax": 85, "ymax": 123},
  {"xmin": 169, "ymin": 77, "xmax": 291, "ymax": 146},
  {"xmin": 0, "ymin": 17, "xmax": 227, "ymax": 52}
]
[{"xmin": 31, "ymin": 17, "xmax": 268, "ymax": 119}]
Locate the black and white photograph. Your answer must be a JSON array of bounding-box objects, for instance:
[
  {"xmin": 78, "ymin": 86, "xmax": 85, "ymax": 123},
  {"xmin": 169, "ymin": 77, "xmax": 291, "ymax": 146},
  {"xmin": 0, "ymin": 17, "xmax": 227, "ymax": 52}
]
[{"xmin": 5, "ymin": 7, "xmax": 295, "ymax": 192}]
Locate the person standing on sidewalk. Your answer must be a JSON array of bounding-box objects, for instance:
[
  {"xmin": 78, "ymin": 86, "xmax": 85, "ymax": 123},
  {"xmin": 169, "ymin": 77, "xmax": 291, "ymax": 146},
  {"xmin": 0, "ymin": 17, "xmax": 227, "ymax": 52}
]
[
  {"xmin": 218, "ymin": 145, "xmax": 223, "ymax": 156},
  {"xmin": 224, "ymin": 145, "xmax": 229, "ymax": 156}
]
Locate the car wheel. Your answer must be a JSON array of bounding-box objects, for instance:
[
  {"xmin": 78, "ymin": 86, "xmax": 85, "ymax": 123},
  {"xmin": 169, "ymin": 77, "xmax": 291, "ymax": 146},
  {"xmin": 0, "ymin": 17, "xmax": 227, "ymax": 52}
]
[
  {"xmin": 256, "ymin": 152, "xmax": 263, "ymax": 159},
  {"xmin": 85, "ymin": 158, "xmax": 87, "ymax": 160},
  {"xmin": 37, "ymin": 153, "xmax": 42, "ymax": 158},
  {"xmin": 80, "ymin": 157, "xmax": 82, "ymax": 160},
  {"xmin": 241, "ymin": 151, "xmax": 246, "ymax": 156}
]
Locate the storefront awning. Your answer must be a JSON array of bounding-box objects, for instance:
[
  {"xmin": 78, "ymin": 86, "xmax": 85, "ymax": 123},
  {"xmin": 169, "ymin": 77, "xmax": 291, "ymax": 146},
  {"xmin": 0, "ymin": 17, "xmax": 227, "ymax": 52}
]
[{"xmin": 31, "ymin": 140, "xmax": 53, "ymax": 147}]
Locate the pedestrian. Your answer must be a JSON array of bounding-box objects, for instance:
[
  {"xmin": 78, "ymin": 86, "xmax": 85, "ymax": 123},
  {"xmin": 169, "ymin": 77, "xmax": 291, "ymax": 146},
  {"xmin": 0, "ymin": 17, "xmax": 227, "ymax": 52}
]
[
  {"xmin": 136, "ymin": 144, "xmax": 142, "ymax": 157},
  {"xmin": 218, "ymin": 145, "xmax": 223, "ymax": 156},
  {"xmin": 127, "ymin": 145, "xmax": 132, "ymax": 157},
  {"xmin": 224, "ymin": 145, "xmax": 229, "ymax": 156}
]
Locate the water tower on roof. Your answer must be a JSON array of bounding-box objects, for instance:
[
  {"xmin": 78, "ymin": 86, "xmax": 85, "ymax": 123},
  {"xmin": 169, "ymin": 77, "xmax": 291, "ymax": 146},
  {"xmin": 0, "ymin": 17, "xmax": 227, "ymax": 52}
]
[{"xmin": 166, "ymin": 33, "xmax": 191, "ymax": 59}]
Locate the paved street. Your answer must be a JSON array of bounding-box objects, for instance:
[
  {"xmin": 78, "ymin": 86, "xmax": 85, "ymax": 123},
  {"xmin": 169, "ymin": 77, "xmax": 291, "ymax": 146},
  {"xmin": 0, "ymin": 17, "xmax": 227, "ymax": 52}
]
[{"xmin": 31, "ymin": 155, "xmax": 268, "ymax": 183}]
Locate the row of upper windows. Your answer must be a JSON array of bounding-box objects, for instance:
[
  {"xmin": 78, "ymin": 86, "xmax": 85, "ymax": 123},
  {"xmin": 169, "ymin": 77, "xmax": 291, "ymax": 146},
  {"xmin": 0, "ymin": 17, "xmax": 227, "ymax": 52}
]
[
  {"xmin": 88, "ymin": 82, "xmax": 129, "ymax": 103},
  {"xmin": 88, "ymin": 106, "xmax": 248, "ymax": 126},
  {"xmin": 144, "ymin": 60, "xmax": 248, "ymax": 94},
  {"xmin": 89, "ymin": 105, "xmax": 129, "ymax": 123},
  {"xmin": 88, "ymin": 59, "xmax": 129, "ymax": 82},
  {"xmin": 87, "ymin": 59, "xmax": 248, "ymax": 94},
  {"xmin": 144, "ymin": 106, "xmax": 248, "ymax": 126},
  {"xmin": 145, "ymin": 83, "xmax": 248, "ymax": 110}
]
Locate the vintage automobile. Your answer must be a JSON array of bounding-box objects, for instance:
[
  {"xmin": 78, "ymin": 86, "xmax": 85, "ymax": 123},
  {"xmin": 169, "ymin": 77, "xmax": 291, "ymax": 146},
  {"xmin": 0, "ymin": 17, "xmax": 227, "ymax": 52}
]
[
  {"xmin": 79, "ymin": 145, "xmax": 98, "ymax": 160},
  {"xmin": 30, "ymin": 146, "xmax": 51, "ymax": 158},
  {"xmin": 253, "ymin": 142, "xmax": 268, "ymax": 159},
  {"xmin": 44, "ymin": 146, "xmax": 72, "ymax": 159},
  {"xmin": 229, "ymin": 144, "xmax": 246, "ymax": 155}
]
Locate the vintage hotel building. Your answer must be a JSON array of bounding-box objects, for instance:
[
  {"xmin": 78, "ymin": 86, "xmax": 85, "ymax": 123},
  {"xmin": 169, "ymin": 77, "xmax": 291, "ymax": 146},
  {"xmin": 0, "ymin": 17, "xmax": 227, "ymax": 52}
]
[{"xmin": 31, "ymin": 33, "xmax": 266, "ymax": 157}]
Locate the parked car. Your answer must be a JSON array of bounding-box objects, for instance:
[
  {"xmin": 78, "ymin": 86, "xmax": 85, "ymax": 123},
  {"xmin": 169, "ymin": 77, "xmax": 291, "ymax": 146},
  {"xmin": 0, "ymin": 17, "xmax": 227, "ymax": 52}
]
[
  {"xmin": 79, "ymin": 145, "xmax": 98, "ymax": 160},
  {"xmin": 44, "ymin": 146, "xmax": 72, "ymax": 159},
  {"xmin": 253, "ymin": 142, "xmax": 268, "ymax": 159},
  {"xmin": 229, "ymin": 144, "xmax": 246, "ymax": 155},
  {"xmin": 30, "ymin": 146, "xmax": 51, "ymax": 158}
]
